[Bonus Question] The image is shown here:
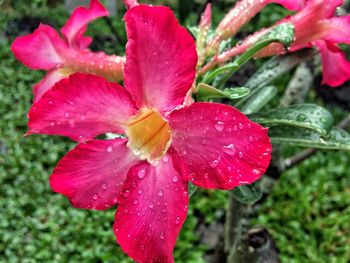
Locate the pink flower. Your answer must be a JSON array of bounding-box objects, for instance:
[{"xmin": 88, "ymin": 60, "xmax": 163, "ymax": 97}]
[
  {"xmin": 205, "ymin": 0, "xmax": 304, "ymax": 55},
  {"xmin": 11, "ymin": 0, "xmax": 124, "ymax": 102},
  {"xmin": 27, "ymin": 5, "xmax": 272, "ymax": 262},
  {"xmin": 215, "ymin": 0, "xmax": 350, "ymax": 87},
  {"xmin": 123, "ymin": 0, "xmax": 139, "ymax": 9}
]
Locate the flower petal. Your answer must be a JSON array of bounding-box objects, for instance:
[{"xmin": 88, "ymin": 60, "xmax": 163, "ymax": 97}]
[
  {"xmin": 124, "ymin": 5, "xmax": 197, "ymax": 112},
  {"xmin": 50, "ymin": 139, "xmax": 139, "ymax": 210},
  {"xmin": 28, "ymin": 73, "xmax": 137, "ymax": 142},
  {"xmin": 316, "ymin": 41, "xmax": 350, "ymax": 87},
  {"xmin": 11, "ymin": 24, "xmax": 67, "ymax": 70},
  {"xmin": 61, "ymin": 0, "xmax": 109, "ymax": 49},
  {"xmin": 113, "ymin": 153, "xmax": 188, "ymax": 263},
  {"xmin": 123, "ymin": 0, "xmax": 139, "ymax": 9},
  {"xmin": 268, "ymin": 0, "xmax": 305, "ymax": 10},
  {"xmin": 33, "ymin": 68, "xmax": 71, "ymax": 102},
  {"xmin": 168, "ymin": 102, "xmax": 272, "ymax": 190},
  {"xmin": 318, "ymin": 16, "xmax": 350, "ymax": 44}
]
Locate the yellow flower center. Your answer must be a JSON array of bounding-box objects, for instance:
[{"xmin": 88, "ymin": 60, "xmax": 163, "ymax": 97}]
[{"xmin": 126, "ymin": 108, "xmax": 171, "ymax": 162}]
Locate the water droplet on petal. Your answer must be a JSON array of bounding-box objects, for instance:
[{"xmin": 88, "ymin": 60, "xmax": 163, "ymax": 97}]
[
  {"xmin": 137, "ymin": 168, "xmax": 146, "ymax": 179},
  {"xmin": 123, "ymin": 189, "xmax": 130, "ymax": 198},
  {"xmin": 159, "ymin": 232, "xmax": 165, "ymax": 239},
  {"xmin": 172, "ymin": 176, "xmax": 179, "ymax": 183},
  {"xmin": 175, "ymin": 216, "xmax": 180, "ymax": 225},
  {"xmin": 149, "ymin": 202, "xmax": 154, "ymax": 209},
  {"xmin": 162, "ymin": 155, "xmax": 169, "ymax": 163},
  {"xmin": 137, "ymin": 188, "xmax": 143, "ymax": 194},
  {"xmin": 252, "ymin": 169, "xmax": 261, "ymax": 175},
  {"xmin": 215, "ymin": 121, "xmax": 225, "ymax": 131},
  {"xmin": 210, "ymin": 159, "xmax": 219, "ymax": 168},
  {"xmin": 106, "ymin": 146, "xmax": 113, "ymax": 152},
  {"xmin": 238, "ymin": 152, "xmax": 244, "ymax": 158},
  {"xmin": 158, "ymin": 189, "xmax": 164, "ymax": 197},
  {"xmin": 102, "ymin": 183, "xmax": 107, "ymax": 190},
  {"xmin": 223, "ymin": 144, "xmax": 236, "ymax": 156},
  {"xmin": 93, "ymin": 193, "xmax": 98, "ymax": 200}
]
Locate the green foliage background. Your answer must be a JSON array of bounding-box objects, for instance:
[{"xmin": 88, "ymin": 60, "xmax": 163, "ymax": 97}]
[{"xmin": 0, "ymin": 1, "xmax": 349, "ymax": 262}]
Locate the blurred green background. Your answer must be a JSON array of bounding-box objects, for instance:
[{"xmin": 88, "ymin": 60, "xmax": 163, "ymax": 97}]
[{"xmin": 0, "ymin": 0, "xmax": 349, "ymax": 262}]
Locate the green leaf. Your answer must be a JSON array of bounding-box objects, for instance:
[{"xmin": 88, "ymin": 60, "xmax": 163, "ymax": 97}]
[
  {"xmin": 244, "ymin": 49, "xmax": 315, "ymax": 90},
  {"xmin": 259, "ymin": 22, "xmax": 294, "ymax": 48},
  {"xmin": 232, "ymin": 180, "xmax": 263, "ymax": 204},
  {"xmin": 249, "ymin": 104, "xmax": 334, "ymax": 136},
  {"xmin": 197, "ymin": 83, "xmax": 250, "ymax": 100},
  {"xmin": 269, "ymin": 127, "xmax": 350, "ymax": 150},
  {"xmin": 240, "ymin": 85, "xmax": 277, "ymax": 114},
  {"xmin": 203, "ymin": 23, "xmax": 295, "ymax": 84},
  {"xmin": 189, "ymin": 183, "xmax": 198, "ymax": 198}
]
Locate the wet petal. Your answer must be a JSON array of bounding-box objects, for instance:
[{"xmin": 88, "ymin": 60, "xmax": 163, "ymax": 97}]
[
  {"xmin": 124, "ymin": 5, "xmax": 197, "ymax": 112},
  {"xmin": 50, "ymin": 139, "xmax": 139, "ymax": 210},
  {"xmin": 11, "ymin": 24, "xmax": 67, "ymax": 70},
  {"xmin": 33, "ymin": 68, "xmax": 71, "ymax": 102},
  {"xmin": 316, "ymin": 41, "xmax": 350, "ymax": 87},
  {"xmin": 61, "ymin": 0, "xmax": 109, "ymax": 49},
  {"xmin": 114, "ymin": 153, "xmax": 188, "ymax": 263},
  {"xmin": 269, "ymin": 0, "xmax": 304, "ymax": 10},
  {"xmin": 318, "ymin": 16, "xmax": 350, "ymax": 44},
  {"xmin": 168, "ymin": 102, "xmax": 272, "ymax": 190},
  {"xmin": 123, "ymin": 0, "xmax": 139, "ymax": 9},
  {"xmin": 28, "ymin": 73, "xmax": 137, "ymax": 142}
]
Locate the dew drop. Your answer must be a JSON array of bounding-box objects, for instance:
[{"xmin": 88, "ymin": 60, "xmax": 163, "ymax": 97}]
[
  {"xmin": 106, "ymin": 146, "xmax": 113, "ymax": 152},
  {"xmin": 210, "ymin": 159, "xmax": 219, "ymax": 168},
  {"xmin": 175, "ymin": 216, "xmax": 180, "ymax": 225},
  {"xmin": 137, "ymin": 188, "xmax": 143, "ymax": 194},
  {"xmin": 223, "ymin": 144, "xmax": 236, "ymax": 156},
  {"xmin": 297, "ymin": 113, "xmax": 307, "ymax": 121},
  {"xmin": 158, "ymin": 189, "xmax": 164, "ymax": 197},
  {"xmin": 102, "ymin": 183, "xmax": 107, "ymax": 190},
  {"xmin": 215, "ymin": 121, "xmax": 225, "ymax": 131},
  {"xmin": 137, "ymin": 168, "xmax": 146, "ymax": 179},
  {"xmin": 238, "ymin": 152, "xmax": 244, "ymax": 158},
  {"xmin": 162, "ymin": 155, "xmax": 169, "ymax": 163},
  {"xmin": 238, "ymin": 123, "xmax": 244, "ymax": 130},
  {"xmin": 159, "ymin": 232, "xmax": 165, "ymax": 240},
  {"xmin": 149, "ymin": 202, "xmax": 154, "ymax": 209},
  {"xmin": 123, "ymin": 189, "xmax": 130, "ymax": 198},
  {"xmin": 93, "ymin": 193, "xmax": 98, "ymax": 200},
  {"xmin": 172, "ymin": 176, "xmax": 179, "ymax": 183},
  {"xmin": 252, "ymin": 169, "xmax": 261, "ymax": 175}
]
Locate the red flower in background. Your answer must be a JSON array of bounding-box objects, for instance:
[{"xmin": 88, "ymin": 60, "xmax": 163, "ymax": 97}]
[
  {"xmin": 27, "ymin": 5, "xmax": 272, "ymax": 262},
  {"xmin": 11, "ymin": 0, "xmax": 124, "ymax": 102},
  {"xmin": 216, "ymin": 0, "xmax": 350, "ymax": 87}
]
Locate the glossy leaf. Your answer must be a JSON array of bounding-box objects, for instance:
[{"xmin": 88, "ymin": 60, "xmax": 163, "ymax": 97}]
[
  {"xmin": 203, "ymin": 23, "xmax": 295, "ymax": 84},
  {"xmin": 240, "ymin": 85, "xmax": 277, "ymax": 114},
  {"xmin": 249, "ymin": 104, "xmax": 334, "ymax": 136},
  {"xmin": 232, "ymin": 180, "xmax": 263, "ymax": 204},
  {"xmin": 244, "ymin": 49, "xmax": 315, "ymax": 90},
  {"xmin": 269, "ymin": 127, "xmax": 350, "ymax": 150},
  {"xmin": 196, "ymin": 83, "xmax": 250, "ymax": 100}
]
